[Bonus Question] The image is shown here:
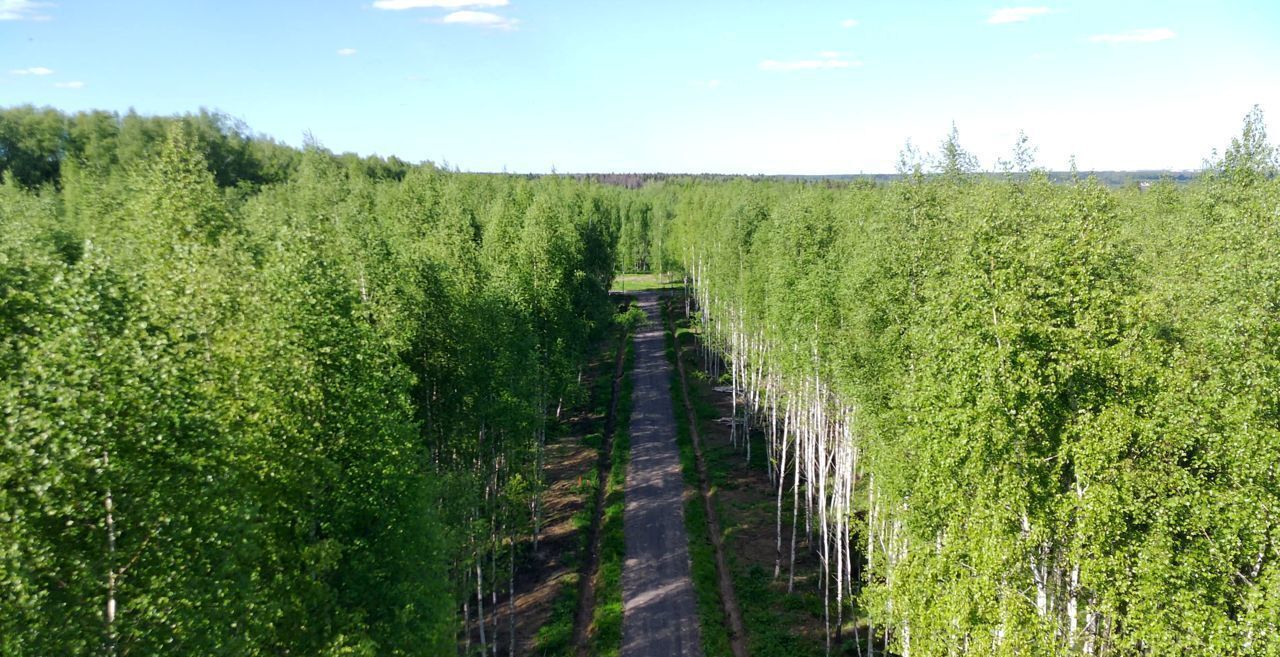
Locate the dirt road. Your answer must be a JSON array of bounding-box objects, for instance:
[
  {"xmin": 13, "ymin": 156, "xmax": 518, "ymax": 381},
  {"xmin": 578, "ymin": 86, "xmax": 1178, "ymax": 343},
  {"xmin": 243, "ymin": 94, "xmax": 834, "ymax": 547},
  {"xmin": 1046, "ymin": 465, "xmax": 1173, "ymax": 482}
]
[{"xmin": 621, "ymin": 292, "xmax": 703, "ymax": 657}]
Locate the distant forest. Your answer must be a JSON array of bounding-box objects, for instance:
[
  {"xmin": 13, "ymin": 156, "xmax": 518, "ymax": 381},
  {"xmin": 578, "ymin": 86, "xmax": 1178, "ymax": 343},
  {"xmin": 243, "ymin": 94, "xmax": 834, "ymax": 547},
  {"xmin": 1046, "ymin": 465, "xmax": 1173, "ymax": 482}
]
[{"xmin": 0, "ymin": 104, "xmax": 1197, "ymax": 194}]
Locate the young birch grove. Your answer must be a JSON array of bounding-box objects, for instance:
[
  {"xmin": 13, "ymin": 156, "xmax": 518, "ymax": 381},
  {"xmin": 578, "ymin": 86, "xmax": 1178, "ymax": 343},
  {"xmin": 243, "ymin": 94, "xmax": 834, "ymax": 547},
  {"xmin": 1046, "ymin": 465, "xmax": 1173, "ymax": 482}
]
[
  {"xmin": 642, "ymin": 109, "xmax": 1280, "ymax": 656},
  {"xmin": 0, "ymin": 107, "xmax": 620, "ymax": 655}
]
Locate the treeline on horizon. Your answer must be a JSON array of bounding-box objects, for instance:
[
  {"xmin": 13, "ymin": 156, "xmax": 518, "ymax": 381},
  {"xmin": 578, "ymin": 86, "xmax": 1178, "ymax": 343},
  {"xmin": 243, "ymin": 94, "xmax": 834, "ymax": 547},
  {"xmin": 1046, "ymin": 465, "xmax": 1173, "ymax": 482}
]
[
  {"xmin": 575, "ymin": 169, "xmax": 1200, "ymax": 191},
  {"xmin": 619, "ymin": 107, "xmax": 1280, "ymax": 655},
  {"xmin": 0, "ymin": 105, "xmax": 423, "ymax": 192},
  {"xmin": 0, "ymin": 104, "xmax": 1202, "ymax": 194},
  {"xmin": 0, "ymin": 105, "xmax": 655, "ymax": 654}
]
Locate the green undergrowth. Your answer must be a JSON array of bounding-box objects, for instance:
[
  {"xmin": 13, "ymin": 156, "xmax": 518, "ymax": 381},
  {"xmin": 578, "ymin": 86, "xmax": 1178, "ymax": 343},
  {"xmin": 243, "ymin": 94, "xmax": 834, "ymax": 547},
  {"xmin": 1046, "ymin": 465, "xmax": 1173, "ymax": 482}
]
[
  {"xmin": 590, "ymin": 304, "xmax": 637, "ymax": 657},
  {"xmin": 534, "ymin": 320, "xmax": 630, "ymax": 656},
  {"xmin": 534, "ymin": 574, "xmax": 581, "ymax": 656},
  {"xmin": 611, "ymin": 272, "xmax": 683, "ymax": 293},
  {"xmin": 735, "ymin": 565, "xmax": 827, "ymax": 657},
  {"xmin": 698, "ymin": 426, "xmax": 830, "ymax": 657},
  {"xmin": 663, "ymin": 299, "xmax": 733, "ymax": 657}
]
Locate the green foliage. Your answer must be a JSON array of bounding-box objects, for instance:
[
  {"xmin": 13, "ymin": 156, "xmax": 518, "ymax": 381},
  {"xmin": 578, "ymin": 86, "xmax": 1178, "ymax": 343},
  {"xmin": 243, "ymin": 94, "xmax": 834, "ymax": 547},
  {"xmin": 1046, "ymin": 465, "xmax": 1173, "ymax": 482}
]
[
  {"xmin": 1215, "ymin": 105, "xmax": 1277, "ymax": 187},
  {"xmin": 0, "ymin": 106, "xmax": 66, "ymax": 188},
  {"xmin": 934, "ymin": 122, "xmax": 980, "ymax": 181},
  {"xmin": 660, "ymin": 111, "xmax": 1280, "ymax": 656},
  {"xmin": 0, "ymin": 108, "xmax": 622, "ymax": 655},
  {"xmin": 614, "ymin": 304, "xmax": 649, "ymax": 332}
]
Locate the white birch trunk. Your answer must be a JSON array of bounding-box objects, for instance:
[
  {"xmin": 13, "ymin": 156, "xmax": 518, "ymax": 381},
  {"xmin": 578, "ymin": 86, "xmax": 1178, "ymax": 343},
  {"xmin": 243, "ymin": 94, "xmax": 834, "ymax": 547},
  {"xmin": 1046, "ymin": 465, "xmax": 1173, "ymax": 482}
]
[
  {"xmin": 789, "ymin": 396, "xmax": 801, "ymax": 593},
  {"xmin": 509, "ymin": 536, "xmax": 516, "ymax": 657},
  {"xmin": 867, "ymin": 475, "xmax": 876, "ymax": 657},
  {"xmin": 104, "ymin": 450, "xmax": 118, "ymax": 657},
  {"xmin": 476, "ymin": 559, "xmax": 487, "ymax": 651},
  {"xmin": 775, "ymin": 401, "xmax": 790, "ymax": 579}
]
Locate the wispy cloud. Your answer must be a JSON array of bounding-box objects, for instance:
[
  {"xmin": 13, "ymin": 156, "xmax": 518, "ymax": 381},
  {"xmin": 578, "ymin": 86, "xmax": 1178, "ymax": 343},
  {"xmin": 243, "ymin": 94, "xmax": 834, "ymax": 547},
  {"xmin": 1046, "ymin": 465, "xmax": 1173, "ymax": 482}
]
[
  {"xmin": 987, "ymin": 7, "xmax": 1050, "ymax": 24},
  {"xmin": 840, "ymin": 18, "xmax": 858, "ymax": 28},
  {"xmin": 53, "ymin": 80, "xmax": 83, "ymax": 89},
  {"xmin": 1089, "ymin": 27, "xmax": 1176, "ymax": 43},
  {"xmin": 760, "ymin": 52, "xmax": 860, "ymax": 72},
  {"xmin": 337, "ymin": 47, "xmax": 358, "ymax": 56},
  {"xmin": 0, "ymin": 0, "xmax": 51, "ymax": 21},
  {"xmin": 378, "ymin": 0, "xmax": 519, "ymax": 29},
  {"xmin": 439, "ymin": 9, "xmax": 518, "ymax": 29},
  {"xmin": 10, "ymin": 66, "xmax": 53, "ymax": 75},
  {"xmin": 373, "ymin": 0, "xmax": 507, "ymax": 9}
]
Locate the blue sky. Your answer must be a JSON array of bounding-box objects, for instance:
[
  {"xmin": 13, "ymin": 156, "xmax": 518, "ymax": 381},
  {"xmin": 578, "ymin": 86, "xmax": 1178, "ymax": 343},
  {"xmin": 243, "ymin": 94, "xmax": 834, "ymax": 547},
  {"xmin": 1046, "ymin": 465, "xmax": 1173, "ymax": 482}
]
[{"xmin": 2, "ymin": 0, "xmax": 1278, "ymax": 173}]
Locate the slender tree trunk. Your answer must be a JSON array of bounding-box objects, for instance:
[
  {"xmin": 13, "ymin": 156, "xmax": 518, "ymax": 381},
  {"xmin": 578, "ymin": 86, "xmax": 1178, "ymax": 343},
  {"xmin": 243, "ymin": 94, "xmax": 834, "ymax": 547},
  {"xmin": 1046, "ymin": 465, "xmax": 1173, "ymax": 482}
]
[
  {"xmin": 476, "ymin": 559, "xmax": 487, "ymax": 652},
  {"xmin": 765, "ymin": 376, "xmax": 773, "ymax": 482},
  {"xmin": 867, "ymin": 475, "xmax": 876, "ymax": 657},
  {"xmin": 788, "ymin": 399, "xmax": 801, "ymax": 593},
  {"xmin": 1084, "ymin": 607, "xmax": 1100, "ymax": 656},
  {"xmin": 534, "ymin": 401, "xmax": 544, "ymax": 552},
  {"xmin": 1022, "ymin": 515, "xmax": 1048, "ymax": 617},
  {"xmin": 464, "ymin": 598, "xmax": 471, "ymax": 656},
  {"xmin": 730, "ymin": 325, "xmax": 738, "ymax": 448},
  {"xmin": 104, "ymin": 450, "xmax": 118, "ymax": 657},
  {"xmin": 775, "ymin": 400, "xmax": 790, "ymax": 579},
  {"xmin": 491, "ymin": 530, "xmax": 499, "ymax": 657},
  {"xmin": 820, "ymin": 418, "xmax": 831, "ymax": 657},
  {"xmin": 509, "ymin": 536, "xmax": 516, "ymax": 657},
  {"xmin": 1068, "ymin": 562, "xmax": 1079, "ymax": 649},
  {"xmin": 835, "ymin": 437, "xmax": 845, "ymax": 646}
]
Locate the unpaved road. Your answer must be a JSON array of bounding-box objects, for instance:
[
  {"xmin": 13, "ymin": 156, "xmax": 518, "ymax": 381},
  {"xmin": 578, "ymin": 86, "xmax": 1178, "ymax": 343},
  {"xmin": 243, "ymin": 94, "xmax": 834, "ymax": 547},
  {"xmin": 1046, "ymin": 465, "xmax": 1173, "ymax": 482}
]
[{"xmin": 621, "ymin": 292, "xmax": 703, "ymax": 657}]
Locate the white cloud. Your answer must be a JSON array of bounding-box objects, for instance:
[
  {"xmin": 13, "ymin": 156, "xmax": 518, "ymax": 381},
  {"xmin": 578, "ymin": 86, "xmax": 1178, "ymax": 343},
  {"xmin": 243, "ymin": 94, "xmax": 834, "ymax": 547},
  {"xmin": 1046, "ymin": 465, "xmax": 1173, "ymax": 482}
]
[
  {"xmin": 1089, "ymin": 27, "xmax": 1176, "ymax": 43},
  {"xmin": 337, "ymin": 47, "xmax": 358, "ymax": 56},
  {"xmin": 760, "ymin": 53, "xmax": 860, "ymax": 71},
  {"xmin": 841, "ymin": 18, "xmax": 859, "ymax": 28},
  {"xmin": 439, "ymin": 9, "xmax": 518, "ymax": 29},
  {"xmin": 987, "ymin": 7, "xmax": 1050, "ymax": 24},
  {"xmin": 53, "ymin": 80, "xmax": 83, "ymax": 88},
  {"xmin": 374, "ymin": 0, "xmax": 506, "ymax": 8},
  {"xmin": 10, "ymin": 66, "xmax": 53, "ymax": 75},
  {"xmin": 0, "ymin": 0, "xmax": 51, "ymax": 21}
]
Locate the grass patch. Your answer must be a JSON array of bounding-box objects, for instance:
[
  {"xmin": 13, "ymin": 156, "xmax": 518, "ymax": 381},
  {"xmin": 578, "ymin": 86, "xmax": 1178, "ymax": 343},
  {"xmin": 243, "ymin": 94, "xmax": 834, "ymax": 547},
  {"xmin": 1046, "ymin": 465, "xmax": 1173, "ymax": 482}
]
[
  {"xmin": 589, "ymin": 308, "xmax": 637, "ymax": 657},
  {"xmin": 734, "ymin": 566, "xmax": 825, "ymax": 657},
  {"xmin": 697, "ymin": 433, "xmax": 829, "ymax": 657},
  {"xmin": 663, "ymin": 300, "xmax": 734, "ymax": 657},
  {"xmin": 611, "ymin": 272, "xmax": 683, "ymax": 293},
  {"xmin": 571, "ymin": 471, "xmax": 600, "ymax": 532},
  {"xmin": 534, "ymin": 574, "xmax": 581, "ymax": 655}
]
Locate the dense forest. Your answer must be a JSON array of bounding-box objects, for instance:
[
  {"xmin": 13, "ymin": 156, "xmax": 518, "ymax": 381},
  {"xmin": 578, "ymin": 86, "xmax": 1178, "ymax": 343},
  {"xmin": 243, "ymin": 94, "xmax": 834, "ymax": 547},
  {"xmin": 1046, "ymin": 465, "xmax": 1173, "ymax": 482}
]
[
  {"xmin": 0, "ymin": 106, "xmax": 639, "ymax": 655},
  {"xmin": 635, "ymin": 110, "xmax": 1280, "ymax": 655},
  {"xmin": 3, "ymin": 103, "xmax": 1279, "ymax": 656}
]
